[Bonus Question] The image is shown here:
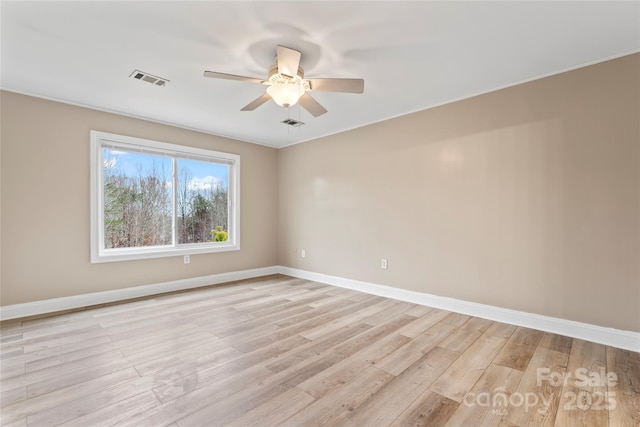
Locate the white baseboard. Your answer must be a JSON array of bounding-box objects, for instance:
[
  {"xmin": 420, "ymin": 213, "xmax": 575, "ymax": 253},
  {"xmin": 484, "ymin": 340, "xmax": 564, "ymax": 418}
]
[
  {"xmin": 0, "ymin": 266, "xmax": 280, "ymax": 321},
  {"xmin": 2, "ymin": 264, "xmax": 638, "ymax": 352},
  {"xmin": 278, "ymin": 266, "xmax": 640, "ymax": 352}
]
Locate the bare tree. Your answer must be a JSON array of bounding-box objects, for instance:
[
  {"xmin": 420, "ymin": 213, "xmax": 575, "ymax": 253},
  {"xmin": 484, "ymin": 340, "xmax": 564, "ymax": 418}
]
[{"xmin": 103, "ymin": 151, "xmax": 228, "ymax": 248}]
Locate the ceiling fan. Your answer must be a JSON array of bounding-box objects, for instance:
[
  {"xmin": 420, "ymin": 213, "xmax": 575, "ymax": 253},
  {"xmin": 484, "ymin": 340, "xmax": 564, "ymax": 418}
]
[{"xmin": 203, "ymin": 45, "xmax": 364, "ymax": 117}]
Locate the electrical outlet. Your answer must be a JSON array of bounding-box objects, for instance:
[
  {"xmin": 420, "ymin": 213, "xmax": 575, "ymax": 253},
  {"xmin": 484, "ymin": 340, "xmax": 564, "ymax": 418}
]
[
  {"xmin": 184, "ymin": 255, "xmax": 190, "ymax": 264},
  {"xmin": 301, "ymin": 249, "xmax": 306, "ymax": 258},
  {"xmin": 381, "ymin": 259, "xmax": 388, "ymax": 269}
]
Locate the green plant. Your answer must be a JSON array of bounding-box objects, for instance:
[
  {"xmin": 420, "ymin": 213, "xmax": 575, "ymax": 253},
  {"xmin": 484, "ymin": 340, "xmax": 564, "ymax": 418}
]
[{"xmin": 211, "ymin": 225, "xmax": 229, "ymax": 242}]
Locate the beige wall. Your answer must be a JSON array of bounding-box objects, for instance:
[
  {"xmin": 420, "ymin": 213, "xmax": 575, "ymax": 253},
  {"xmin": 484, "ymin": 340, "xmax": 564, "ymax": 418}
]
[
  {"xmin": 278, "ymin": 54, "xmax": 640, "ymax": 332},
  {"xmin": 2, "ymin": 54, "xmax": 638, "ymax": 333},
  {"xmin": 0, "ymin": 91, "xmax": 279, "ymax": 305}
]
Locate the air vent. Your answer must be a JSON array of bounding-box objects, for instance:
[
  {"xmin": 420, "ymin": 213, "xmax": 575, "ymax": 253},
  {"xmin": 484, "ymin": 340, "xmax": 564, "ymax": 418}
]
[
  {"xmin": 130, "ymin": 70, "xmax": 169, "ymax": 87},
  {"xmin": 281, "ymin": 118, "xmax": 305, "ymax": 127}
]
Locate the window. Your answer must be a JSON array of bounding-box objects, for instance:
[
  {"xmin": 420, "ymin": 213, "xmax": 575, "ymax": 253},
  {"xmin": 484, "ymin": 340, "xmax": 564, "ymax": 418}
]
[{"xmin": 90, "ymin": 131, "xmax": 240, "ymax": 263}]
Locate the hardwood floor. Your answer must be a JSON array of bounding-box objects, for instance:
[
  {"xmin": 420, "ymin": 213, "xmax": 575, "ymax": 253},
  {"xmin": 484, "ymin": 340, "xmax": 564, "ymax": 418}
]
[{"xmin": 1, "ymin": 275, "xmax": 638, "ymax": 426}]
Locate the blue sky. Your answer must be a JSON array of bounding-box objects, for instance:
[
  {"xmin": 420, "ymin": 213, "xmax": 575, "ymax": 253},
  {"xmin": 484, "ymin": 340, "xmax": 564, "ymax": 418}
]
[{"xmin": 103, "ymin": 148, "xmax": 229, "ymax": 190}]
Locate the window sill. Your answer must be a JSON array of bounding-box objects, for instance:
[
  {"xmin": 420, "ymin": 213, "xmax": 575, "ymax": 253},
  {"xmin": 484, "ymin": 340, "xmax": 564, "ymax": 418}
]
[{"xmin": 91, "ymin": 243, "xmax": 240, "ymax": 263}]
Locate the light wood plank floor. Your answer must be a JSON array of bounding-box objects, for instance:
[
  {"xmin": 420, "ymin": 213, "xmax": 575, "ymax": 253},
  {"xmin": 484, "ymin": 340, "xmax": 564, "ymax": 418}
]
[{"xmin": 1, "ymin": 275, "xmax": 638, "ymax": 426}]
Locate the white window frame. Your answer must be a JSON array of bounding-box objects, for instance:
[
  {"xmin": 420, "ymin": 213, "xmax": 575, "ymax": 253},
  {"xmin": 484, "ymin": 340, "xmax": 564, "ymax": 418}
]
[{"xmin": 90, "ymin": 130, "xmax": 240, "ymax": 263}]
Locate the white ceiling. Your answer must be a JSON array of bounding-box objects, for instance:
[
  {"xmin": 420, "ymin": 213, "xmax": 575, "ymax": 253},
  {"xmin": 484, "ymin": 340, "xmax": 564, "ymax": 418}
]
[{"xmin": 2, "ymin": 1, "xmax": 638, "ymax": 148}]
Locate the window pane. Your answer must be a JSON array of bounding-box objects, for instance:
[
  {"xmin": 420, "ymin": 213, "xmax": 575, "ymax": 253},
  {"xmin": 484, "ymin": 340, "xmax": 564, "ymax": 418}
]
[
  {"xmin": 176, "ymin": 158, "xmax": 229, "ymax": 244},
  {"xmin": 103, "ymin": 148, "xmax": 172, "ymax": 249}
]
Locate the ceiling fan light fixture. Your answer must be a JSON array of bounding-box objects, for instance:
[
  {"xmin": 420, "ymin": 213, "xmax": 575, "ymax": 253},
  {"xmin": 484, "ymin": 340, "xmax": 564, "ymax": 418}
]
[
  {"xmin": 267, "ymin": 82, "xmax": 304, "ymax": 108},
  {"xmin": 204, "ymin": 45, "xmax": 363, "ymax": 117}
]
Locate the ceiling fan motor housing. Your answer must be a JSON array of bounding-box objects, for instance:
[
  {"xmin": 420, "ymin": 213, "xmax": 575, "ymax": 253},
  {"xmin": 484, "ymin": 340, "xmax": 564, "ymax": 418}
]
[{"xmin": 267, "ymin": 64, "xmax": 308, "ymax": 86}]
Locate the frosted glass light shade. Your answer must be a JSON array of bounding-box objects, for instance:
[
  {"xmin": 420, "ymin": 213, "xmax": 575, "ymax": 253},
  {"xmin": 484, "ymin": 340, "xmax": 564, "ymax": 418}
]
[{"xmin": 267, "ymin": 83, "xmax": 303, "ymax": 108}]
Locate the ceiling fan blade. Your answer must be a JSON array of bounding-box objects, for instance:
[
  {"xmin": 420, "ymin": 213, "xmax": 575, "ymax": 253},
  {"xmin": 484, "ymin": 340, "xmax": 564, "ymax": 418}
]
[
  {"xmin": 306, "ymin": 78, "xmax": 364, "ymax": 93},
  {"xmin": 298, "ymin": 92, "xmax": 327, "ymax": 117},
  {"xmin": 276, "ymin": 45, "xmax": 301, "ymax": 78},
  {"xmin": 204, "ymin": 71, "xmax": 264, "ymax": 84},
  {"xmin": 240, "ymin": 92, "xmax": 272, "ymax": 111}
]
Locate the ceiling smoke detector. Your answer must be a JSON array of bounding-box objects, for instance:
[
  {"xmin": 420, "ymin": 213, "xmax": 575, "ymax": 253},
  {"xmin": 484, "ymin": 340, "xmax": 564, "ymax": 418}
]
[{"xmin": 130, "ymin": 70, "xmax": 169, "ymax": 87}]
